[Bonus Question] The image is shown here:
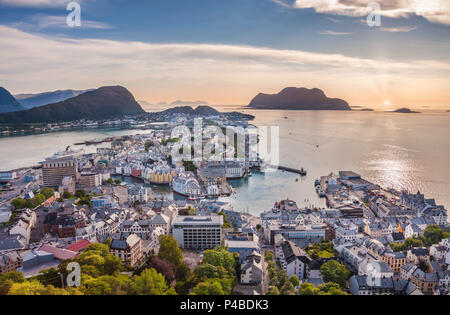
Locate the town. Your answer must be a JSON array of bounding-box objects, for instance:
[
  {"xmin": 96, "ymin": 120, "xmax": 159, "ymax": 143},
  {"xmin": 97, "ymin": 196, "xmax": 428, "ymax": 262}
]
[{"xmin": 0, "ymin": 118, "xmax": 449, "ymax": 296}]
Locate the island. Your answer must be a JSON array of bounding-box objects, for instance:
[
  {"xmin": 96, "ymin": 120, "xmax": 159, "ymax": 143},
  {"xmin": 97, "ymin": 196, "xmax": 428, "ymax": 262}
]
[
  {"xmin": 392, "ymin": 108, "xmax": 421, "ymax": 114},
  {"xmin": 248, "ymin": 87, "xmax": 351, "ymax": 110}
]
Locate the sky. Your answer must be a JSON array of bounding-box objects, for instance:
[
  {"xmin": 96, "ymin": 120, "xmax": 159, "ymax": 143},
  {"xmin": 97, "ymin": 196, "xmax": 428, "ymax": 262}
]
[{"xmin": 0, "ymin": 0, "xmax": 449, "ymax": 109}]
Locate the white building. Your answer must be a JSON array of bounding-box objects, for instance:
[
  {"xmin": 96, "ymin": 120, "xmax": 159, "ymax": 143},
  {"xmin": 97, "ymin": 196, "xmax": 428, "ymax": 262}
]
[{"xmin": 172, "ymin": 216, "xmax": 223, "ymax": 250}]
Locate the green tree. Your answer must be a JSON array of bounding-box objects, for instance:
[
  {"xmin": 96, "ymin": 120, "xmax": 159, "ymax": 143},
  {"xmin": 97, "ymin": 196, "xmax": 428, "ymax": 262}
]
[
  {"xmin": 130, "ymin": 269, "xmax": 175, "ymax": 295},
  {"xmin": 40, "ymin": 187, "xmax": 55, "ymax": 199},
  {"xmin": 318, "ymin": 282, "xmax": 349, "ymax": 295},
  {"xmin": 298, "ymin": 283, "xmax": 321, "ymax": 295},
  {"xmin": 11, "ymin": 198, "xmax": 26, "ymax": 210},
  {"xmin": 192, "ymin": 279, "xmax": 225, "ymax": 295},
  {"xmin": 289, "ymin": 275, "xmax": 299, "ymax": 288},
  {"xmin": 320, "ymin": 260, "xmax": 351, "ymax": 288},
  {"xmin": 280, "ymin": 281, "xmax": 295, "ymax": 295},
  {"xmin": 267, "ymin": 286, "xmax": 280, "ymax": 295},
  {"xmin": 194, "ymin": 264, "xmax": 219, "ymax": 280},
  {"xmin": 158, "ymin": 235, "xmax": 184, "ymax": 267}
]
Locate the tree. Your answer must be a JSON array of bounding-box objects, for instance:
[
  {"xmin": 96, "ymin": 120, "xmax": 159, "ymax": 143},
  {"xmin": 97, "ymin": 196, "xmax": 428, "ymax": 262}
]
[
  {"xmin": 114, "ymin": 179, "xmax": 122, "ymax": 185},
  {"xmin": 289, "ymin": 275, "xmax": 299, "ymax": 288},
  {"xmin": 297, "ymin": 283, "xmax": 320, "ymax": 295},
  {"xmin": 0, "ymin": 271, "xmax": 26, "ymax": 295},
  {"xmin": 107, "ymin": 178, "xmax": 114, "ymax": 185},
  {"xmin": 192, "ymin": 280, "xmax": 224, "ymax": 295},
  {"xmin": 75, "ymin": 190, "xmax": 87, "ymax": 198},
  {"xmin": 11, "ymin": 198, "xmax": 26, "ymax": 210},
  {"xmin": 280, "ymin": 281, "xmax": 295, "ymax": 295},
  {"xmin": 158, "ymin": 235, "xmax": 183, "ymax": 267},
  {"xmin": 201, "ymin": 248, "xmax": 236, "ymax": 278},
  {"xmin": 63, "ymin": 191, "xmax": 74, "ymax": 199},
  {"xmin": 267, "ymin": 286, "xmax": 280, "ymax": 295},
  {"xmin": 130, "ymin": 269, "xmax": 175, "ymax": 295},
  {"xmin": 320, "ymin": 260, "xmax": 351, "ymax": 288},
  {"xmin": 318, "ymin": 282, "xmax": 349, "ymax": 295},
  {"xmin": 194, "ymin": 264, "xmax": 219, "ymax": 280},
  {"xmin": 423, "ymin": 225, "xmax": 450, "ymax": 246},
  {"xmin": 40, "ymin": 187, "xmax": 55, "ymax": 199},
  {"xmin": 144, "ymin": 256, "xmax": 176, "ymax": 284}
]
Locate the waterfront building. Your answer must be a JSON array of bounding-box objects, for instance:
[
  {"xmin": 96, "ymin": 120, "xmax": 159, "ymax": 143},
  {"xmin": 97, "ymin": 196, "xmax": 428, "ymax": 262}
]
[
  {"xmin": 0, "ymin": 171, "xmax": 17, "ymax": 182},
  {"xmin": 172, "ymin": 216, "xmax": 223, "ymax": 250},
  {"xmin": 42, "ymin": 158, "xmax": 78, "ymax": 188},
  {"xmin": 173, "ymin": 174, "xmax": 202, "ymax": 197}
]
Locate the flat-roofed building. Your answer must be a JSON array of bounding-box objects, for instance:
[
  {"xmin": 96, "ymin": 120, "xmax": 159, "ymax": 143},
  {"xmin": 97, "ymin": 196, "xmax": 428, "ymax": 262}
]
[
  {"xmin": 42, "ymin": 158, "xmax": 78, "ymax": 188},
  {"xmin": 172, "ymin": 216, "xmax": 223, "ymax": 250}
]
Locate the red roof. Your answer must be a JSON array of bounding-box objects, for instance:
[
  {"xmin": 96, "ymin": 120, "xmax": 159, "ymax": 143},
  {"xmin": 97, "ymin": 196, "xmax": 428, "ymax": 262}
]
[
  {"xmin": 67, "ymin": 240, "xmax": 91, "ymax": 252},
  {"xmin": 39, "ymin": 244, "xmax": 79, "ymax": 260}
]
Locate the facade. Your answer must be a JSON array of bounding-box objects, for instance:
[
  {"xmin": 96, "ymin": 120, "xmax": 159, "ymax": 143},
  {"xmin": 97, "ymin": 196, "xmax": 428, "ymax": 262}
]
[
  {"xmin": 42, "ymin": 158, "xmax": 78, "ymax": 188},
  {"xmin": 79, "ymin": 172, "xmax": 102, "ymax": 189},
  {"xmin": 110, "ymin": 234, "xmax": 144, "ymax": 267},
  {"xmin": 240, "ymin": 252, "xmax": 263, "ymax": 285},
  {"xmin": 172, "ymin": 216, "xmax": 223, "ymax": 250},
  {"xmin": 0, "ymin": 171, "xmax": 17, "ymax": 181},
  {"xmin": 58, "ymin": 176, "xmax": 76, "ymax": 195},
  {"xmin": 0, "ymin": 251, "xmax": 22, "ymax": 274}
]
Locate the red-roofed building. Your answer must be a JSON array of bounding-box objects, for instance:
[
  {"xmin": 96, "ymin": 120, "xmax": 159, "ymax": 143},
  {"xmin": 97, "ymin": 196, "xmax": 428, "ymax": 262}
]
[
  {"xmin": 67, "ymin": 240, "xmax": 91, "ymax": 253},
  {"xmin": 39, "ymin": 244, "xmax": 79, "ymax": 261},
  {"xmin": 42, "ymin": 196, "xmax": 56, "ymax": 207}
]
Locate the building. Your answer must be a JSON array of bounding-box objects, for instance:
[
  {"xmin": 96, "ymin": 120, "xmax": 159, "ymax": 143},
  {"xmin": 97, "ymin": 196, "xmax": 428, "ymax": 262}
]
[
  {"xmin": 79, "ymin": 172, "xmax": 102, "ymax": 189},
  {"xmin": 173, "ymin": 175, "xmax": 202, "ymax": 197},
  {"xmin": 0, "ymin": 251, "xmax": 22, "ymax": 274},
  {"xmin": 240, "ymin": 252, "xmax": 263, "ymax": 285},
  {"xmin": 110, "ymin": 234, "xmax": 144, "ymax": 267},
  {"xmin": 58, "ymin": 176, "xmax": 76, "ymax": 195},
  {"xmin": 279, "ymin": 240, "xmax": 311, "ymax": 280},
  {"xmin": 226, "ymin": 240, "xmax": 260, "ymax": 264},
  {"xmin": 172, "ymin": 216, "xmax": 223, "ymax": 250},
  {"xmin": 349, "ymin": 275, "xmax": 421, "ymax": 295},
  {"xmin": 0, "ymin": 171, "xmax": 17, "ymax": 182},
  {"xmin": 42, "ymin": 158, "xmax": 78, "ymax": 188},
  {"xmin": 410, "ymin": 268, "xmax": 439, "ymax": 294}
]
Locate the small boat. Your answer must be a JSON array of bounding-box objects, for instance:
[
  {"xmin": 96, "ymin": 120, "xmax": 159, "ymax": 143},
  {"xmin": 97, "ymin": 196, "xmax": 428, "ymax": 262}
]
[
  {"xmin": 314, "ymin": 179, "xmax": 320, "ymax": 186},
  {"xmin": 299, "ymin": 168, "xmax": 307, "ymax": 176}
]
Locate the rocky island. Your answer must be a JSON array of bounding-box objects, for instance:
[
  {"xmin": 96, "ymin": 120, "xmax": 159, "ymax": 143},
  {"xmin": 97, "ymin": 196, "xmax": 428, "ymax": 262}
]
[{"xmin": 248, "ymin": 87, "xmax": 351, "ymax": 110}]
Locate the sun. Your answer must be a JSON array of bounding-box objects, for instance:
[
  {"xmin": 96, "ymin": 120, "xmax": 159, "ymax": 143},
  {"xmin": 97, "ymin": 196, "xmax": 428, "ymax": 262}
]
[{"xmin": 384, "ymin": 100, "xmax": 390, "ymax": 106}]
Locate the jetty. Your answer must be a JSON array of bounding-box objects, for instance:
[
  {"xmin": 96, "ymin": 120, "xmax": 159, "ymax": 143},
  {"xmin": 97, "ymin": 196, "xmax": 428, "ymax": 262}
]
[{"xmin": 262, "ymin": 165, "xmax": 307, "ymax": 176}]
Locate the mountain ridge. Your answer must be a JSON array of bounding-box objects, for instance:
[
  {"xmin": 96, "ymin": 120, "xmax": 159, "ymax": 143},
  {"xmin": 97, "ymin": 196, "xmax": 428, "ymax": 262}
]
[
  {"xmin": 0, "ymin": 86, "xmax": 145, "ymax": 124},
  {"xmin": 0, "ymin": 87, "xmax": 26, "ymax": 113}
]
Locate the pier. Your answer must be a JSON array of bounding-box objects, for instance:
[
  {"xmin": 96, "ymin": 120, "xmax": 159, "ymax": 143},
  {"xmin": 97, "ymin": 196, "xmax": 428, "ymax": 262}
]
[{"xmin": 263, "ymin": 165, "xmax": 307, "ymax": 176}]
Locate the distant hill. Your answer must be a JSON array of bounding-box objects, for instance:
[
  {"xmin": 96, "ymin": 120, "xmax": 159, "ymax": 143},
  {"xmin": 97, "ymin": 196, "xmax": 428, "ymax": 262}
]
[
  {"xmin": 393, "ymin": 108, "xmax": 420, "ymax": 114},
  {"xmin": 0, "ymin": 87, "xmax": 26, "ymax": 113},
  {"xmin": 170, "ymin": 100, "xmax": 209, "ymax": 106},
  {"xmin": 0, "ymin": 86, "xmax": 145, "ymax": 124},
  {"xmin": 161, "ymin": 105, "xmax": 220, "ymax": 116},
  {"xmin": 15, "ymin": 89, "xmax": 93, "ymax": 109},
  {"xmin": 248, "ymin": 87, "xmax": 351, "ymax": 110}
]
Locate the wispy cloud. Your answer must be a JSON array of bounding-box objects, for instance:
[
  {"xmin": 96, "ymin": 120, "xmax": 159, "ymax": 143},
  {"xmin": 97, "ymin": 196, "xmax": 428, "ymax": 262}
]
[
  {"xmin": 318, "ymin": 30, "xmax": 352, "ymax": 35},
  {"xmin": 380, "ymin": 25, "xmax": 417, "ymax": 32},
  {"xmin": 8, "ymin": 14, "xmax": 113, "ymax": 30},
  {"xmin": 272, "ymin": 0, "xmax": 450, "ymax": 26},
  {"xmin": 0, "ymin": 0, "xmax": 84, "ymax": 7}
]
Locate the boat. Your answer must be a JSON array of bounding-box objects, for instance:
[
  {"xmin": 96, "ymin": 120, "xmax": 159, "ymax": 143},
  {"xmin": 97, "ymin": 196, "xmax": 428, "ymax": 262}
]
[
  {"xmin": 299, "ymin": 168, "xmax": 307, "ymax": 176},
  {"xmin": 314, "ymin": 179, "xmax": 320, "ymax": 186}
]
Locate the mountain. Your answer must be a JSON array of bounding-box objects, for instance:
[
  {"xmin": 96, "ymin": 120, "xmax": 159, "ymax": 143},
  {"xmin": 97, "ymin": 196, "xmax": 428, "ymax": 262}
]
[
  {"xmin": 0, "ymin": 86, "xmax": 145, "ymax": 124},
  {"xmin": 0, "ymin": 87, "xmax": 26, "ymax": 113},
  {"xmin": 248, "ymin": 87, "xmax": 351, "ymax": 110},
  {"xmin": 161, "ymin": 105, "xmax": 220, "ymax": 116},
  {"xmin": 393, "ymin": 108, "xmax": 420, "ymax": 114},
  {"xmin": 15, "ymin": 89, "xmax": 93, "ymax": 109}
]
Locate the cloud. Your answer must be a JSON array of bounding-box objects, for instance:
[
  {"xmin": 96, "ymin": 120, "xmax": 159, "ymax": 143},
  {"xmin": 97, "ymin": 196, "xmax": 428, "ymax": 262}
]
[
  {"xmin": 272, "ymin": 0, "xmax": 450, "ymax": 25},
  {"xmin": 380, "ymin": 25, "xmax": 416, "ymax": 32},
  {"xmin": 0, "ymin": 0, "xmax": 84, "ymax": 7},
  {"xmin": 318, "ymin": 30, "xmax": 352, "ymax": 35},
  {"xmin": 18, "ymin": 14, "xmax": 113, "ymax": 29},
  {"xmin": 0, "ymin": 25, "xmax": 449, "ymax": 106}
]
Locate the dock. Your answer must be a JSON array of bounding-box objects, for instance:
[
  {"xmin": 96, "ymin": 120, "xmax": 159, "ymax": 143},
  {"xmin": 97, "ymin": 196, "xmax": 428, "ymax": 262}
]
[{"xmin": 263, "ymin": 165, "xmax": 307, "ymax": 176}]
